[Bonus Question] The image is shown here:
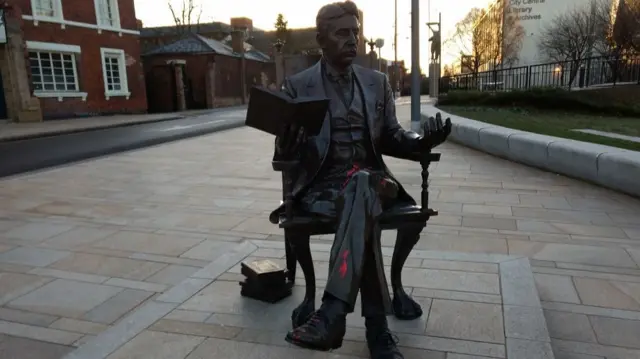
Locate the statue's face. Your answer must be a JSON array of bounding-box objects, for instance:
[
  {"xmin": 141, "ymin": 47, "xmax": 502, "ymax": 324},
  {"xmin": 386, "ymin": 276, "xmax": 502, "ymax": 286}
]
[{"xmin": 317, "ymin": 15, "xmax": 360, "ymax": 68}]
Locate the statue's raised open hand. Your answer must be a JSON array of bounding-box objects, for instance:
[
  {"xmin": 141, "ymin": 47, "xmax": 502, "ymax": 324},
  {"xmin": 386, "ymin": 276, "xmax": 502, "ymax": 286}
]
[{"xmin": 420, "ymin": 112, "xmax": 452, "ymax": 150}]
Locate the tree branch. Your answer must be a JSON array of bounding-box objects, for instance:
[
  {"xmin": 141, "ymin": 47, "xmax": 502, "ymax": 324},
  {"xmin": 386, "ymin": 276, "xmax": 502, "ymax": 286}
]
[
  {"xmin": 168, "ymin": 0, "xmax": 201, "ymax": 33},
  {"xmin": 538, "ymin": 0, "xmax": 603, "ymax": 63},
  {"xmin": 168, "ymin": 1, "xmax": 180, "ymax": 26}
]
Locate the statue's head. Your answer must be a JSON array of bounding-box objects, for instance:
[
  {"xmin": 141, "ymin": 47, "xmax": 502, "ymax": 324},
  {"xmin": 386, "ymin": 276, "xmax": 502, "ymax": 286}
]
[{"xmin": 316, "ymin": 1, "xmax": 360, "ymax": 69}]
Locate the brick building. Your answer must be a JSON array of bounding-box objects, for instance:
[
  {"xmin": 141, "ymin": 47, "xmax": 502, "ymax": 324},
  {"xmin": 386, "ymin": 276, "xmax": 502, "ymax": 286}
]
[
  {"xmin": 142, "ymin": 32, "xmax": 274, "ymax": 112},
  {"xmin": 0, "ymin": 0, "xmax": 146, "ymax": 122}
]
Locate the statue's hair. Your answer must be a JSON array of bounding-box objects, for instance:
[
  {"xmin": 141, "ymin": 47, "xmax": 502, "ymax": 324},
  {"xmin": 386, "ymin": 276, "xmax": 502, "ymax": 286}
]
[{"xmin": 316, "ymin": 1, "xmax": 360, "ymax": 34}]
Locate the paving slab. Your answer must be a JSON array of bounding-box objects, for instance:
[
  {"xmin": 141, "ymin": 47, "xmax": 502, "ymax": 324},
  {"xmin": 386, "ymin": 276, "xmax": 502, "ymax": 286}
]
[
  {"xmin": 0, "ymin": 335, "xmax": 74, "ymax": 359},
  {"xmin": 7, "ymin": 279, "xmax": 124, "ymax": 318},
  {"xmin": 62, "ymin": 238, "xmax": 548, "ymax": 359},
  {"xmin": 0, "ymin": 105, "xmax": 639, "ymax": 358}
]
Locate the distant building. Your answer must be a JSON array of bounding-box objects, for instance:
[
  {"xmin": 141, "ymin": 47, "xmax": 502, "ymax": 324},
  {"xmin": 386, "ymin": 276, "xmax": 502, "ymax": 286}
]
[
  {"xmin": 142, "ymin": 32, "xmax": 273, "ymax": 112},
  {"xmin": 140, "ymin": 9, "xmax": 368, "ymax": 59},
  {"xmin": 139, "ymin": 21, "xmax": 232, "ymax": 54},
  {"xmin": 0, "ymin": 0, "xmax": 146, "ymax": 122},
  {"xmin": 472, "ymin": 0, "xmax": 633, "ymax": 68}
]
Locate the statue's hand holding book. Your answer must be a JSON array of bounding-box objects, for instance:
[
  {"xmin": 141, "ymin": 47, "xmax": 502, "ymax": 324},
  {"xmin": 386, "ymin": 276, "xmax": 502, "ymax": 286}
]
[{"xmin": 245, "ymin": 86, "xmax": 330, "ymax": 156}]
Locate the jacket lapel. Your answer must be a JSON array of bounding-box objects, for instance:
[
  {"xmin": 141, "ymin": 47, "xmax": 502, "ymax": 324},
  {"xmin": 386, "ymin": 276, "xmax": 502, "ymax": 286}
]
[
  {"xmin": 304, "ymin": 61, "xmax": 331, "ymax": 156},
  {"xmin": 352, "ymin": 65, "xmax": 377, "ymax": 136}
]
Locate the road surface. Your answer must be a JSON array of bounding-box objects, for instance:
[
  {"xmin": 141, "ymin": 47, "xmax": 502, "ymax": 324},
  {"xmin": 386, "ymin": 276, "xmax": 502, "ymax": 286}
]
[{"xmin": 0, "ymin": 109, "xmax": 246, "ymax": 178}]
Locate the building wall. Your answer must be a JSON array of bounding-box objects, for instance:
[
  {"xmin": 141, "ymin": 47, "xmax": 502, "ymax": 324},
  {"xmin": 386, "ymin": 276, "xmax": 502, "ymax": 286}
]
[
  {"xmin": 203, "ymin": 54, "xmax": 275, "ymax": 104},
  {"xmin": 17, "ymin": 0, "xmax": 146, "ymax": 119},
  {"xmin": 507, "ymin": 0, "xmax": 596, "ymax": 65},
  {"xmin": 1, "ymin": 5, "xmax": 36, "ymax": 122},
  {"xmin": 143, "ymin": 53, "xmax": 275, "ymax": 112},
  {"xmin": 477, "ymin": 0, "xmax": 613, "ymax": 67}
]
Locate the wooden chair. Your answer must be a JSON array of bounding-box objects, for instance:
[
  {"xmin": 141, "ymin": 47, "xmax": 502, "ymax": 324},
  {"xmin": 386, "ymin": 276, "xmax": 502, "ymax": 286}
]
[{"xmin": 272, "ymin": 150, "xmax": 441, "ymax": 329}]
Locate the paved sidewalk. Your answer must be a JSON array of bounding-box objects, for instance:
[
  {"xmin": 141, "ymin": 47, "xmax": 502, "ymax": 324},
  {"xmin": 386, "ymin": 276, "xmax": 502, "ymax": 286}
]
[
  {"xmin": 0, "ymin": 105, "xmax": 639, "ymax": 358},
  {"xmin": 0, "ymin": 109, "xmax": 226, "ymax": 142}
]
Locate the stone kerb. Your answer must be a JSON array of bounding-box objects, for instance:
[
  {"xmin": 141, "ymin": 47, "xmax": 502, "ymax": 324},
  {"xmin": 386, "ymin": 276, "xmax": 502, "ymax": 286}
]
[{"xmin": 421, "ymin": 105, "xmax": 640, "ymax": 197}]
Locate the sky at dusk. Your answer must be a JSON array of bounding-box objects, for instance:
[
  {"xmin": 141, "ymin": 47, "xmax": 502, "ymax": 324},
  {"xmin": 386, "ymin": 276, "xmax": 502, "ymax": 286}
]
[{"xmin": 134, "ymin": 0, "xmax": 490, "ymax": 70}]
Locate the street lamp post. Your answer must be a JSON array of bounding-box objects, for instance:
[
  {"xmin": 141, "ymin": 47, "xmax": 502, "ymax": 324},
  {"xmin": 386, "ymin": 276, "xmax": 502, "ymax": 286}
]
[
  {"xmin": 427, "ymin": 13, "xmax": 442, "ymax": 99},
  {"xmin": 367, "ymin": 38, "xmax": 376, "ymax": 69},
  {"xmin": 273, "ymin": 39, "xmax": 286, "ymax": 88},
  {"xmin": 273, "ymin": 38, "xmax": 285, "ymax": 53},
  {"xmin": 375, "ymin": 38, "xmax": 384, "ymax": 72},
  {"xmin": 410, "ymin": 0, "xmax": 420, "ymax": 131},
  {"xmin": 394, "ymin": 0, "xmax": 399, "ymax": 96}
]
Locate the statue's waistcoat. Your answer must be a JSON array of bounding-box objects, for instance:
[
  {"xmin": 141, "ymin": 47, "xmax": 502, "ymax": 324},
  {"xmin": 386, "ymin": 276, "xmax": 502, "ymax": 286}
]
[{"xmin": 319, "ymin": 73, "xmax": 378, "ymax": 185}]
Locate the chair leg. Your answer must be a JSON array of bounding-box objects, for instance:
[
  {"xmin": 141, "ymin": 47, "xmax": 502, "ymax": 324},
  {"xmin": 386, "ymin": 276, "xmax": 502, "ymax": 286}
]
[
  {"xmin": 391, "ymin": 223, "xmax": 425, "ymax": 320},
  {"xmin": 284, "ymin": 235, "xmax": 296, "ymax": 284},
  {"xmin": 286, "ymin": 230, "xmax": 315, "ymax": 329}
]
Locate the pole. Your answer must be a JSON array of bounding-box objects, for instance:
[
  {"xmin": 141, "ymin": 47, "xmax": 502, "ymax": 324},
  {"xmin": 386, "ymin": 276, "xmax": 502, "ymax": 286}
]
[
  {"xmin": 394, "ymin": 0, "xmax": 398, "ymax": 96},
  {"xmin": 240, "ymin": 30, "xmax": 247, "ymax": 104},
  {"xmin": 410, "ymin": 0, "xmax": 420, "ymax": 131}
]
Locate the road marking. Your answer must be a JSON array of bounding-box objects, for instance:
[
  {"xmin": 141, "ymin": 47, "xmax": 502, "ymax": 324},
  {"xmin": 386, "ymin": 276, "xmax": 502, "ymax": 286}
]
[{"xmin": 151, "ymin": 119, "xmax": 225, "ymax": 132}]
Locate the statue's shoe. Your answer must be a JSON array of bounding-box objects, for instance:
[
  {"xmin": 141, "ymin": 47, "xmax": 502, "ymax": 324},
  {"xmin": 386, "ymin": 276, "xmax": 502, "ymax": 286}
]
[
  {"xmin": 285, "ymin": 309, "xmax": 346, "ymax": 351},
  {"xmin": 367, "ymin": 325, "xmax": 404, "ymax": 359}
]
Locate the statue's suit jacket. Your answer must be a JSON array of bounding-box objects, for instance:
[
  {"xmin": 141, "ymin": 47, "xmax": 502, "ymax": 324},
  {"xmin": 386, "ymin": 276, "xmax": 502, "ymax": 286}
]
[{"xmin": 270, "ymin": 61, "xmax": 422, "ymax": 223}]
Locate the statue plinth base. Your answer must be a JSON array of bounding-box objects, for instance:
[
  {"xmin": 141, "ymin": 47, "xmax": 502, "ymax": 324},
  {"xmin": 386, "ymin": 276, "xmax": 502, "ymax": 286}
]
[
  {"xmin": 240, "ymin": 259, "xmax": 293, "ymax": 303},
  {"xmin": 429, "ymin": 62, "xmax": 441, "ymax": 98}
]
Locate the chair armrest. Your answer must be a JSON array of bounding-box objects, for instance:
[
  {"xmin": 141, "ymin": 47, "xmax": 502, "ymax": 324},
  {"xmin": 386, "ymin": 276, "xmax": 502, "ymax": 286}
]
[
  {"xmin": 272, "ymin": 159, "xmax": 300, "ymax": 172},
  {"xmin": 387, "ymin": 152, "xmax": 441, "ymax": 163}
]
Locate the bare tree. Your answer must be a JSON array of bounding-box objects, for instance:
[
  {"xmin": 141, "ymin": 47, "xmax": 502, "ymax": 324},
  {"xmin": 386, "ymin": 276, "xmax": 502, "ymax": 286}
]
[
  {"xmin": 632, "ymin": 0, "xmax": 640, "ymax": 50},
  {"xmin": 590, "ymin": 0, "xmax": 618, "ymax": 57},
  {"xmin": 612, "ymin": 0, "xmax": 640, "ymax": 53},
  {"xmin": 448, "ymin": 8, "xmax": 490, "ymax": 74},
  {"xmin": 168, "ymin": 0, "xmax": 203, "ymax": 34},
  {"xmin": 537, "ymin": 0, "xmax": 603, "ymax": 85},
  {"xmin": 443, "ymin": 64, "xmax": 454, "ymax": 77},
  {"xmin": 500, "ymin": 4, "xmax": 526, "ymax": 67},
  {"xmin": 448, "ymin": 2, "xmax": 524, "ymax": 75}
]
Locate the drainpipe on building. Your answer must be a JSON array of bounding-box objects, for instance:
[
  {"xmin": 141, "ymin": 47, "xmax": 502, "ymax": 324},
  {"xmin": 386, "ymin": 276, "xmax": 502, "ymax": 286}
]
[
  {"xmin": 230, "ymin": 19, "xmax": 250, "ymax": 105},
  {"xmin": 241, "ymin": 48, "xmax": 247, "ymax": 104}
]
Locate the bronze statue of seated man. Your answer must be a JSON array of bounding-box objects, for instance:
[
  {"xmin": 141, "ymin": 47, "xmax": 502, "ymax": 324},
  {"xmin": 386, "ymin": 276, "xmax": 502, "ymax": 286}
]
[{"xmin": 270, "ymin": 2, "xmax": 452, "ymax": 358}]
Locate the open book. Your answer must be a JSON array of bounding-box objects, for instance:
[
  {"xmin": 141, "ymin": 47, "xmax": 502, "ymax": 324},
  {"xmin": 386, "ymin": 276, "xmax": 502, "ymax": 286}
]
[{"xmin": 245, "ymin": 86, "xmax": 330, "ymax": 137}]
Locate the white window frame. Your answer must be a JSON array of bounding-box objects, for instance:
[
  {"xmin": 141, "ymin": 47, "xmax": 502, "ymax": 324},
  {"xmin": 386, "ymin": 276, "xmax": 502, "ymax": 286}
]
[
  {"xmin": 30, "ymin": 0, "xmax": 65, "ymax": 27},
  {"xmin": 26, "ymin": 41, "xmax": 87, "ymax": 102},
  {"xmin": 94, "ymin": 0, "xmax": 121, "ymax": 31},
  {"xmin": 100, "ymin": 47, "xmax": 130, "ymax": 100}
]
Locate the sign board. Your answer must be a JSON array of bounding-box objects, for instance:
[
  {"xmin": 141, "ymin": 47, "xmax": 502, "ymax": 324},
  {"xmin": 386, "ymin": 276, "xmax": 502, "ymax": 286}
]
[{"xmin": 0, "ymin": 10, "xmax": 7, "ymax": 44}]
